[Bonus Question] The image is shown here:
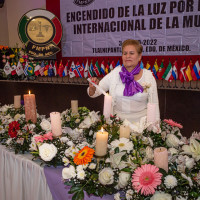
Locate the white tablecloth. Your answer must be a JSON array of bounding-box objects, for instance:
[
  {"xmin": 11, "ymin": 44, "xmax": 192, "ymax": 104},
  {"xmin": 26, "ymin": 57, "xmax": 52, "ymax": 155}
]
[{"xmin": 0, "ymin": 145, "xmax": 53, "ymax": 200}]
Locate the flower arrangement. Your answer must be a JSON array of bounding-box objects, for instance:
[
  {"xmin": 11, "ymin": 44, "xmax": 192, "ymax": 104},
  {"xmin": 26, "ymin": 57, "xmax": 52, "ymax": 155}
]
[{"xmin": 0, "ymin": 103, "xmax": 200, "ymax": 200}]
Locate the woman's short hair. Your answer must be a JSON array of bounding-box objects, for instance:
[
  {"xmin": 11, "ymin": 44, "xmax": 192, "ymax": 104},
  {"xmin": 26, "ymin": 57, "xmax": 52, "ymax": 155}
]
[{"xmin": 122, "ymin": 39, "xmax": 143, "ymax": 54}]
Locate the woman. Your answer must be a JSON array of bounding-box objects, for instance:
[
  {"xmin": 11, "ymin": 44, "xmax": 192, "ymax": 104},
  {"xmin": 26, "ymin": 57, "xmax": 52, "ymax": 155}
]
[{"xmin": 88, "ymin": 39, "xmax": 160, "ymax": 123}]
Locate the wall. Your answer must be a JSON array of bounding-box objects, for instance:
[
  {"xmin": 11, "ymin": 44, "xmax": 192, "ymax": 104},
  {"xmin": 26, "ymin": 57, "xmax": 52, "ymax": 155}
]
[{"xmin": 0, "ymin": 0, "xmax": 46, "ymax": 47}]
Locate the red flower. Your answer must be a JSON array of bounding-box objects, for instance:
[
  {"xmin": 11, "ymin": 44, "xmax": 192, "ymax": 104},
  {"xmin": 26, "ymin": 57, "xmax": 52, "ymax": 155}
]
[
  {"xmin": 8, "ymin": 121, "xmax": 20, "ymax": 138},
  {"xmin": 164, "ymin": 119, "xmax": 183, "ymax": 129}
]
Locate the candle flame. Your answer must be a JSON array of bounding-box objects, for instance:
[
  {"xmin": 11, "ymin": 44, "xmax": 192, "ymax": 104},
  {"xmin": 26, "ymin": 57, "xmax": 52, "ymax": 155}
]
[
  {"xmin": 28, "ymin": 90, "xmax": 31, "ymax": 94},
  {"xmin": 101, "ymin": 127, "xmax": 104, "ymax": 132}
]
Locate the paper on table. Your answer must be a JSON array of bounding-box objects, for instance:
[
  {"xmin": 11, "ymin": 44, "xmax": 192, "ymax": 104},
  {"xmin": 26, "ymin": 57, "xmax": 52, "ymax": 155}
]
[{"xmin": 87, "ymin": 78, "xmax": 107, "ymax": 96}]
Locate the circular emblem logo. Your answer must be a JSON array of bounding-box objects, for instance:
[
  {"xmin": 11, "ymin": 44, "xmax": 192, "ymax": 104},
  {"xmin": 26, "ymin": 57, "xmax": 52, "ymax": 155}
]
[
  {"xmin": 73, "ymin": 0, "xmax": 95, "ymax": 7},
  {"xmin": 18, "ymin": 9, "xmax": 62, "ymax": 58}
]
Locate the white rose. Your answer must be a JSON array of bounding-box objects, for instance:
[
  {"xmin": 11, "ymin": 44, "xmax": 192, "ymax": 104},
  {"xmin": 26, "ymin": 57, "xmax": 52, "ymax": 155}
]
[
  {"xmin": 117, "ymin": 171, "xmax": 131, "ymax": 189},
  {"xmin": 40, "ymin": 119, "xmax": 51, "ymax": 132},
  {"xmin": 185, "ymin": 156, "xmax": 195, "ymax": 169},
  {"xmin": 62, "ymin": 165, "xmax": 76, "ymax": 179},
  {"xmin": 39, "ymin": 143, "xmax": 57, "ymax": 161},
  {"xmin": 168, "ymin": 148, "xmax": 178, "ymax": 155},
  {"xmin": 77, "ymin": 170, "xmax": 86, "ymax": 180},
  {"xmin": 146, "ymin": 146, "xmax": 154, "ymax": 160},
  {"xmin": 99, "ymin": 167, "xmax": 114, "ymax": 185},
  {"xmin": 150, "ymin": 191, "xmax": 172, "ymax": 200},
  {"xmin": 166, "ymin": 134, "xmax": 180, "ymax": 148}
]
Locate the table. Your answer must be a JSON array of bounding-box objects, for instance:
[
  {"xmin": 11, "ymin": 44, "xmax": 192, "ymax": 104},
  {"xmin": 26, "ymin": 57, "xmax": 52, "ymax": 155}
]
[{"xmin": 0, "ymin": 145, "xmax": 53, "ymax": 200}]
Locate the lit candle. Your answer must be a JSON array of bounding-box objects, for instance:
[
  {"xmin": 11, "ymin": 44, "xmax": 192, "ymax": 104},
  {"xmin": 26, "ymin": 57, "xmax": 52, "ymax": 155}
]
[
  {"xmin": 24, "ymin": 91, "xmax": 37, "ymax": 123},
  {"xmin": 147, "ymin": 103, "xmax": 156, "ymax": 123},
  {"xmin": 154, "ymin": 147, "xmax": 168, "ymax": 172},
  {"xmin": 14, "ymin": 95, "xmax": 21, "ymax": 109},
  {"xmin": 103, "ymin": 94, "xmax": 112, "ymax": 119},
  {"xmin": 50, "ymin": 112, "xmax": 62, "ymax": 137},
  {"xmin": 95, "ymin": 127, "xmax": 108, "ymax": 157},
  {"xmin": 120, "ymin": 125, "xmax": 130, "ymax": 138},
  {"xmin": 71, "ymin": 100, "xmax": 78, "ymax": 114}
]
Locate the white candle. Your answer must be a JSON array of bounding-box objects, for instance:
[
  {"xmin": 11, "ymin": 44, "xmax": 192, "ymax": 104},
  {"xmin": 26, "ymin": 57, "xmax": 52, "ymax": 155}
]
[
  {"xmin": 71, "ymin": 100, "xmax": 78, "ymax": 114},
  {"xmin": 14, "ymin": 95, "xmax": 21, "ymax": 109},
  {"xmin": 147, "ymin": 103, "xmax": 156, "ymax": 123},
  {"xmin": 154, "ymin": 147, "xmax": 168, "ymax": 172},
  {"xmin": 95, "ymin": 128, "xmax": 108, "ymax": 157},
  {"xmin": 120, "ymin": 125, "xmax": 130, "ymax": 138},
  {"xmin": 24, "ymin": 91, "xmax": 37, "ymax": 123},
  {"xmin": 103, "ymin": 94, "xmax": 112, "ymax": 119},
  {"xmin": 50, "ymin": 112, "xmax": 62, "ymax": 137}
]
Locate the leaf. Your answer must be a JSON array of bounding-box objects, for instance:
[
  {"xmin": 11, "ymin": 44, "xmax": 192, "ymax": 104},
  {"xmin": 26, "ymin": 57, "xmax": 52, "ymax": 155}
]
[
  {"xmin": 68, "ymin": 185, "xmax": 82, "ymax": 194},
  {"xmin": 72, "ymin": 190, "xmax": 84, "ymax": 200},
  {"xmin": 114, "ymin": 147, "xmax": 119, "ymax": 153},
  {"xmin": 121, "ymin": 168, "xmax": 132, "ymax": 172}
]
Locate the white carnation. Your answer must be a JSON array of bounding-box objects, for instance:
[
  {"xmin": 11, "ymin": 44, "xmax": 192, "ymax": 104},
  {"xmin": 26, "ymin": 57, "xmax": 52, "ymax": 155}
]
[
  {"xmin": 126, "ymin": 189, "xmax": 134, "ymax": 200},
  {"xmin": 62, "ymin": 165, "xmax": 76, "ymax": 179},
  {"xmin": 150, "ymin": 191, "xmax": 172, "ymax": 200},
  {"xmin": 99, "ymin": 167, "xmax": 114, "ymax": 185},
  {"xmin": 114, "ymin": 193, "xmax": 121, "ymax": 200},
  {"xmin": 40, "ymin": 119, "xmax": 51, "ymax": 132},
  {"xmin": 39, "ymin": 143, "xmax": 57, "ymax": 161},
  {"xmin": 77, "ymin": 170, "xmax": 86, "ymax": 180},
  {"xmin": 164, "ymin": 175, "xmax": 177, "ymax": 189},
  {"xmin": 89, "ymin": 163, "xmax": 96, "ymax": 169}
]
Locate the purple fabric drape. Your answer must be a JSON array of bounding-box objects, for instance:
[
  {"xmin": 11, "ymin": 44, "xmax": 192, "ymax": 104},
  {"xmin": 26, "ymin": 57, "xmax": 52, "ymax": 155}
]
[
  {"xmin": 43, "ymin": 166, "xmax": 115, "ymax": 200},
  {"xmin": 119, "ymin": 64, "xmax": 143, "ymax": 96}
]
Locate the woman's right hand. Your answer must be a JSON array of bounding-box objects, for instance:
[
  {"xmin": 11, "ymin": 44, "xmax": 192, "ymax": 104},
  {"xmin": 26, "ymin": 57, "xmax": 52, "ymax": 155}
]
[{"xmin": 89, "ymin": 77, "xmax": 99, "ymax": 96}]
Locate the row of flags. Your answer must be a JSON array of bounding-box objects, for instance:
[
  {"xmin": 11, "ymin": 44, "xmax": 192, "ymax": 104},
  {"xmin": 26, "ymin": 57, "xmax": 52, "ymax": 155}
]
[
  {"xmin": 3, "ymin": 59, "xmax": 200, "ymax": 82},
  {"xmin": 142, "ymin": 59, "xmax": 200, "ymax": 82},
  {"xmin": 3, "ymin": 60, "xmax": 121, "ymax": 78}
]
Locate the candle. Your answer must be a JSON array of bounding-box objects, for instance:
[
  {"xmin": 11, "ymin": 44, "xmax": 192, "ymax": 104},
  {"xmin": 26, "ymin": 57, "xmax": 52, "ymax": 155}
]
[
  {"xmin": 50, "ymin": 112, "xmax": 62, "ymax": 137},
  {"xmin": 14, "ymin": 95, "xmax": 21, "ymax": 109},
  {"xmin": 120, "ymin": 125, "xmax": 130, "ymax": 138},
  {"xmin": 24, "ymin": 91, "xmax": 37, "ymax": 123},
  {"xmin": 71, "ymin": 100, "xmax": 78, "ymax": 114},
  {"xmin": 103, "ymin": 94, "xmax": 112, "ymax": 119},
  {"xmin": 95, "ymin": 128, "xmax": 108, "ymax": 157},
  {"xmin": 154, "ymin": 147, "xmax": 168, "ymax": 172},
  {"xmin": 147, "ymin": 103, "xmax": 156, "ymax": 123}
]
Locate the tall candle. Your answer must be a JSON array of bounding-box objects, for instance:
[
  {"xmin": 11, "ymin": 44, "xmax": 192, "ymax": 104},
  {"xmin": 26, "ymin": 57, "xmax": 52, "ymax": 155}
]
[
  {"xmin": 154, "ymin": 147, "xmax": 168, "ymax": 172},
  {"xmin": 95, "ymin": 128, "xmax": 108, "ymax": 157},
  {"xmin": 147, "ymin": 103, "xmax": 156, "ymax": 123},
  {"xmin": 50, "ymin": 112, "xmax": 62, "ymax": 137},
  {"xmin": 120, "ymin": 125, "xmax": 130, "ymax": 138},
  {"xmin": 24, "ymin": 91, "xmax": 37, "ymax": 123},
  {"xmin": 71, "ymin": 100, "xmax": 78, "ymax": 114},
  {"xmin": 103, "ymin": 94, "xmax": 112, "ymax": 119},
  {"xmin": 14, "ymin": 95, "xmax": 21, "ymax": 109}
]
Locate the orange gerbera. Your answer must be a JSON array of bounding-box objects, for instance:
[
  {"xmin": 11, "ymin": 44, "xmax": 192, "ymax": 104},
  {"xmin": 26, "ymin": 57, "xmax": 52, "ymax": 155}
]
[{"xmin": 74, "ymin": 146, "xmax": 95, "ymax": 165}]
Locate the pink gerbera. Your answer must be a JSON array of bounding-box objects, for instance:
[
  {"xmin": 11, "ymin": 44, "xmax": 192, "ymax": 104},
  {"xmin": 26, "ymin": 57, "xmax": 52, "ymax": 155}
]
[
  {"xmin": 132, "ymin": 164, "xmax": 162, "ymax": 196},
  {"xmin": 164, "ymin": 119, "xmax": 183, "ymax": 129}
]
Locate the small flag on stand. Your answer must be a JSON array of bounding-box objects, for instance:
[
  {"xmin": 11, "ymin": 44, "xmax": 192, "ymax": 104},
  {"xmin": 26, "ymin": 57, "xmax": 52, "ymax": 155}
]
[
  {"xmin": 27, "ymin": 62, "xmax": 34, "ymax": 76},
  {"xmin": 16, "ymin": 61, "xmax": 24, "ymax": 76},
  {"xmin": 162, "ymin": 60, "xmax": 173, "ymax": 82},
  {"xmin": 34, "ymin": 62, "xmax": 41, "ymax": 76},
  {"xmin": 84, "ymin": 60, "xmax": 89, "ymax": 78},
  {"xmin": 39, "ymin": 61, "xmax": 45, "ymax": 76},
  {"xmin": 140, "ymin": 60, "xmax": 144, "ymax": 69},
  {"xmin": 152, "ymin": 60, "xmax": 158, "ymax": 79},
  {"xmin": 191, "ymin": 60, "xmax": 200, "ymax": 80},
  {"xmin": 69, "ymin": 61, "xmax": 76, "ymax": 78},
  {"xmin": 172, "ymin": 60, "xmax": 178, "ymax": 80},
  {"xmin": 100, "ymin": 60, "xmax": 105, "ymax": 76},
  {"xmin": 185, "ymin": 61, "xmax": 193, "ymax": 81},
  {"xmin": 145, "ymin": 61, "xmax": 151, "ymax": 70},
  {"xmin": 11, "ymin": 63, "xmax": 17, "ymax": 75},
  {"xmin": 179, "ymin": 60, "xmax": 186, "ymax": 82},
  {"xmin": 4, "ymin": 61, "xmax": 12, "ymax": 75},
  {"xmin": 157, "ymin": 60, "xmax": 165, "ymax": 80}
]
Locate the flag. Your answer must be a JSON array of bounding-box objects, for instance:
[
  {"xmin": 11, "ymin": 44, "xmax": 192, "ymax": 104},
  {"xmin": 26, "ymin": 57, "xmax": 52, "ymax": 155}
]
[
  {"xmin": 140, "ymin": 61, "xmax": 144, "ymax": 69},
  {"xmin": 93, "ymin": 60, "xmax": 101, "ymax": 77},
  {"xmin": 185, "ymin": 61, "xmax": 193, "ymax": 81},
  {"xmin": 84, "ymin": 60, "xmax": 89, "ymax": 78},
  {"xmin": 11, "ymin": 63, "xmax": 17, "ymax": 75},
  {"xmin": 157, "ymin": 61, "xmax": 165, "ymax": 80},
  {"xmin": 53, "ymin": 61, "xmax": 58, "ymax": 76},
  {"xmin": 34, "ymin": 62, "xmax": 41, "ymax": 76},
  {"xmin": 27, "ymin": 62, "xmax": 34, "ymax": 76},
  {"xmin": 44, "ymin": 62, "xmax": 49, "ymax": 76},
  {"xmin": 58, "ymin": 60, "xmax": 64, "ymax": 77},
  {"xmin": 16, "ymin": 61, "xmax": 24, "ymax": 76},
  {"xmin": 110, "ymin": 60, "xmax": 115, "ymax": 71},
  {"xmin": 62, "ymin": 61, "xmax": 69, "ymax": 77},
  {"xmin": 48, "ymin": 62, "xmax": 54, "ymax": 77},
  {"xmin": 69, "ymin": 61, "xmax": 76, "ymax": 78},
  {"xmin": 105, "ymin": 60, "xmax": 110, "ymax": 74},
  {"xmin": 172, "ymin": 60, "xmax": 178, "ymax": 80},
  {"xmin": 39, "ymin": 61, "xmax": 45, "ymax": 76},
  {"xmin": 162, "ymin": 61, "xmax": 173, "ymax": 82},
  {"xmin": 145, "ymin": 62, "xmax": 151, "ymax": 70},
  {"xmin": 191, "ymin": 60, "xmax": 200, "ymax": 80},
  {"xmin": 75, "ymin": 61, "xmax": 84, "ymax": 77},
  {"xmin": 115, "ymin": 60, "xmax": 120, "ymax": 67},
  {"xmin": 152, "ymin": 60, "xmax": 158, "ymax": 79},
  {"xmin": 100, "ymin": 60, "xmax": 105, "ymax": 76},
  {"xmin": 88, "ymin": 61, "xmax": 94, "ymax": 78},
  {"xmin": 3, "ymin": 61, "xmax": 12, "ymax": 75},
  {"xmin": 179, "ymin": 61, "xmax": 186, "ymax": 82},
  {"xmin": 24, "ymin": 62, "xmax": 29, "ymax": 76}
]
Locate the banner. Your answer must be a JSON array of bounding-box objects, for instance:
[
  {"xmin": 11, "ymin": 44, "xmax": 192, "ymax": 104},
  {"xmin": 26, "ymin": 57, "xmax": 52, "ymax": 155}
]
[{"xmin": 60, "ymin": 0, "xmax": 200, "ymax": 57}]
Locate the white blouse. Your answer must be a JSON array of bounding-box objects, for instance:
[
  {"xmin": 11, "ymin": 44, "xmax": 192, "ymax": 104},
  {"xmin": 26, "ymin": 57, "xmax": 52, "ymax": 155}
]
[{"xmin": 88, "ymin": 66, "xmax": 160, "ymax": 123}]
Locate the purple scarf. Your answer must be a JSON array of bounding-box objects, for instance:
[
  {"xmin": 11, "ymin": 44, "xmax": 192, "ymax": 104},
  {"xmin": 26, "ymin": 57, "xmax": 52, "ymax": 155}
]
[{"xmin": 119, "ymin": 64, "xmax": 143, "ymax": 96}]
